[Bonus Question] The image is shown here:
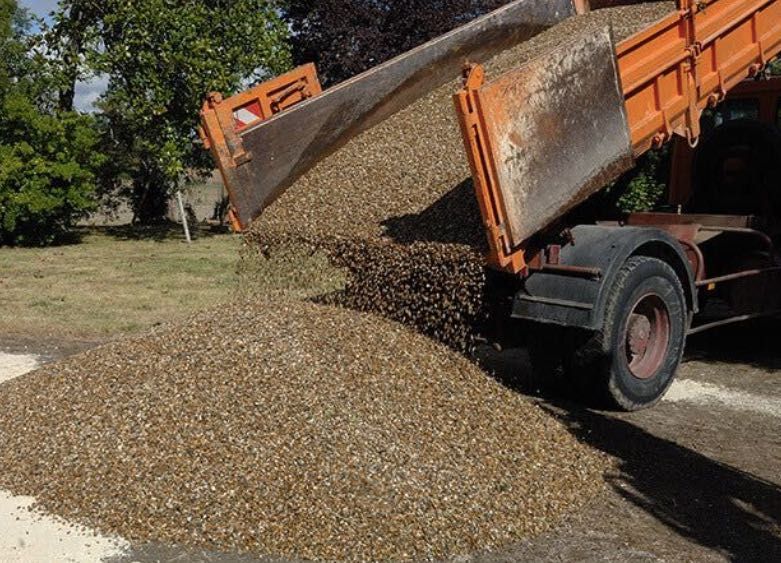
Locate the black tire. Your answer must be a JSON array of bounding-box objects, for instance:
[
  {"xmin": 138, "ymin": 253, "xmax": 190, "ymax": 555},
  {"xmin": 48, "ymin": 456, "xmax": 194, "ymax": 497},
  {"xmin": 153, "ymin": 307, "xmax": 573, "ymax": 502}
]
[{"xmin": 578, "ymin": 256, "xmax": 688, "ymax": 411}]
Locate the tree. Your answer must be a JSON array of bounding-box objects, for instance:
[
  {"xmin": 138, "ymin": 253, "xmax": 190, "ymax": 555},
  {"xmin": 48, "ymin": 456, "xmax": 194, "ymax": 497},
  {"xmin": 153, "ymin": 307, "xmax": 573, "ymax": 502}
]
[
  {"xmin": 283, "ymin": 0, "xmax": 511, "ymax": 86},
  {"xmin": 0, "ymin": 0, "xmax": 15, "ymax": 92},
  {"xmin": 0, "ymin": 2, "xmax": 102, "ymax": 246},
  {"xmin": 47, "ymin": 1, "xmax": 103, "ymax": 112},
  {"xmin": 51, "ymin": 0, "xmax": 291, "ymax": 223}
]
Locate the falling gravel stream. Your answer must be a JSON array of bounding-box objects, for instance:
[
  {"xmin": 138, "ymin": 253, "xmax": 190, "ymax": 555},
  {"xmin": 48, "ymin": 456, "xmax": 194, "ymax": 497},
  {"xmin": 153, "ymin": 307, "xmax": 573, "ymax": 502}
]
[{"xmin": 248, "ymin": 3, "xmax": 676, "ymax": 352}]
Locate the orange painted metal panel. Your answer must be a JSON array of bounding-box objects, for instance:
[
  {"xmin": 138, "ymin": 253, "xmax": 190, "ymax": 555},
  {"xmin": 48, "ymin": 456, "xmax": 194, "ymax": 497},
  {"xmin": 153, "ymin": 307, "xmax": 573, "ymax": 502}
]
[
  {"xmin": 198, "ymin": 64, "xmax": 321, "ymax": 230},
  {"xmin": 620, "ymin": 0, "xmax": 781, "ymax": 156},
  {"xmin": 469, "ymin": 27, "xmax": 632, "ymax": 257}
]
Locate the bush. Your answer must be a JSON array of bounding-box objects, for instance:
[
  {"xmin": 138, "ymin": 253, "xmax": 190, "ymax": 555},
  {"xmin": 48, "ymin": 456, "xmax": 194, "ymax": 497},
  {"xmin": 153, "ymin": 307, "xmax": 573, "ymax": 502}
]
[
  {"xmin": 0, "ymin": 93, "xmax": 103, "ymax": 245},
  {"xmin": 617, "ymin": 148, "xmax": 670, "ymax": 212}
]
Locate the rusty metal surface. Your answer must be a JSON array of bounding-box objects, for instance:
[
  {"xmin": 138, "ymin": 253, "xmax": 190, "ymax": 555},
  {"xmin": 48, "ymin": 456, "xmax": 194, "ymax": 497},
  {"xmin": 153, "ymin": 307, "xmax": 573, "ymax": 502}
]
[
  {"xmin": 626, "ymin": 213, "xmax": 759, "ymax": 229},
  {"xmin": 588, "ymin": 0, "xmax": 677, "ymax": 8},
  {"xmin": 473, "ymin": 26, "xmax": 633, "ymax": 247},
  {"xmin": 227, "ymin": 0, "xmax": 578, "ymax": 227}
]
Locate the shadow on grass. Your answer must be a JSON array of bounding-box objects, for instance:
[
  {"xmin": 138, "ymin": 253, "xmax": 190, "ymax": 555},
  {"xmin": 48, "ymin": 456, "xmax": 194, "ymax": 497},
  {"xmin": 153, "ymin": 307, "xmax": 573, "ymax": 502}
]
[
  {"xmin": 90, "ymin": 222, "xmax": 230, "ymax": 242},
  {"xmin": 0, "ymin": 229, "xmax": 87, "ymax": 249},
  {"xmin": 2, "ymin": 223, "xmax": 233, "ymax": 249}
]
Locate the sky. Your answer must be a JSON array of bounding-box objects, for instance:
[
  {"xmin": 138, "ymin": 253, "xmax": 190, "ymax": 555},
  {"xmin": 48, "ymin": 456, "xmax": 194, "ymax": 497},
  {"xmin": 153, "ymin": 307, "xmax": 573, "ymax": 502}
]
[
  {"xmin": 23, "ymin": 0, "xmax": 57, "ymax": 20},
  {"xmin": 22, "ymin": 0, "xmax": 107, "ymax": 112}
]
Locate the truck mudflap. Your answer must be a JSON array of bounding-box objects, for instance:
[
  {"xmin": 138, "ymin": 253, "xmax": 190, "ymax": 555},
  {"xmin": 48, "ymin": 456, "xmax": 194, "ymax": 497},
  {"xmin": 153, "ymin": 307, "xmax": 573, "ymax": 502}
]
[
  {"xmin": 513, "ymin": 225, "xmax": 698, "ymax": 330},
  {"xmin": 454, "ymin": 25, "xmax": 634, "ymax": 274}
]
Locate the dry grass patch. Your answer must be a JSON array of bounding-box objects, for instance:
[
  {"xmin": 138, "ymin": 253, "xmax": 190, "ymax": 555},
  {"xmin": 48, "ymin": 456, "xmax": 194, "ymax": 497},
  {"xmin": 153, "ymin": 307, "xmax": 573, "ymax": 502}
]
[{"xmin": 0, "ymin": 226, "xmax": 241, "ymax": 338}]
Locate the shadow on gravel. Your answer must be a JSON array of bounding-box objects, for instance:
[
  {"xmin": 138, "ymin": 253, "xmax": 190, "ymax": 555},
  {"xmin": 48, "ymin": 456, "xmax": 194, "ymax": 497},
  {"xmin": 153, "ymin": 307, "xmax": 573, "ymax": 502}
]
[
  {"xmin": 686, "ymin": 317, "xmax": 781, "ymax": 372},
  {"xmin": 381, "ymin": 180, "xmax": 485, "ymax": 248},
  {"xmin": 96, "ymin": 223, "xmax": 226, "ymax": 242},
  {"xmin": 541, "ymin": 403, "xmax": 781, "ymax": 562},
  {"xmin": 476, "ymin": 343, "xmax": 780, "ymax": 561}
]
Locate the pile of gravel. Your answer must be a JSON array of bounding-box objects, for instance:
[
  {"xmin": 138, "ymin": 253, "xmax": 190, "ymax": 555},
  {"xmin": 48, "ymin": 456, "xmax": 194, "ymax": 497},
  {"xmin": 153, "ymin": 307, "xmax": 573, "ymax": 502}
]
[
  {"xmin": 248, "ymin": 3, "xmax": 677, "ymax": 351},
  {"xmin": 0, "ymin": 6, "xmax": 673, "ymax": 561},
  {"xmin": 0, "ymin": 299, "xmax": 609, "ymax": 561}
]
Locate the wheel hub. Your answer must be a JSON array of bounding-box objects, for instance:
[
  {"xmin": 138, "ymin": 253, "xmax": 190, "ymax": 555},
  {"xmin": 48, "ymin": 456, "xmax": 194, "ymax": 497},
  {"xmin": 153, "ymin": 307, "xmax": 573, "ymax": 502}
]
[
  {"xmin": 627, "ymin": 314, "xmax": 652, "ymax": 357},
  {"xmin": 623, "ymin": 294, "xmax": 670, "ymax": 380}
]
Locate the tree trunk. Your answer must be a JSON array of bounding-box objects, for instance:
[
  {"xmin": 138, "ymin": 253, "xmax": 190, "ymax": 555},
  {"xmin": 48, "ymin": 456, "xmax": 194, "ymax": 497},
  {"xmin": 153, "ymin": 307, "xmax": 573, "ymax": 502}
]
[
  {"xmin": 59, "ymin": 78, "xmax": 76, "ymax": 113},
  {"xmin": 132, "ymin": 177, "xmax": 170, "ymax": 224}
]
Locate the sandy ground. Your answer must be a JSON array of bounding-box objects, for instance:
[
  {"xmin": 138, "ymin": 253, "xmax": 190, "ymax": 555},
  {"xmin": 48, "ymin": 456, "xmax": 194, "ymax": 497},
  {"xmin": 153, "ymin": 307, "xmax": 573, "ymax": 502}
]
[
  {"xmin": 0, "ymin": 322, "xmax": 778, "ymax": 562},
  {"xmin": 0, "ymin": 353, "xmax": 40, "ymax": 384},
  {"xmin": 666, "ymin": 378, "xmax": 781, "ymax": 418},
  {"xmin": 0, "ymin": 490, "xmax": 128, "ymax": 563}
]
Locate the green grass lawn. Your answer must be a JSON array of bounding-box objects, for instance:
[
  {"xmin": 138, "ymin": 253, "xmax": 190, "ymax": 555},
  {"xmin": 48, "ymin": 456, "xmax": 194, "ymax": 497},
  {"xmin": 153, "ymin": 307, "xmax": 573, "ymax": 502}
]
[{"xmin": 0, "ymin": 226, "xmax": 241, "ymax": 339}]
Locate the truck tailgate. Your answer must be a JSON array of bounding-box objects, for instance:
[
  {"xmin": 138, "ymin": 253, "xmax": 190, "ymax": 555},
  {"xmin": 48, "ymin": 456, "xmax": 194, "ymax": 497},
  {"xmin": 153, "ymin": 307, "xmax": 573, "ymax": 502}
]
[{"xmin": 454, "ymin": 26, "xmax": 633, "ymax": 266}]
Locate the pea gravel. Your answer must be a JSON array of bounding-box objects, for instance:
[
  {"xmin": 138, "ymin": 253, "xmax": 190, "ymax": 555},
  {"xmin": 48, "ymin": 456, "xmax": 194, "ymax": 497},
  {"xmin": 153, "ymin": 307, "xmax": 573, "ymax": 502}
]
[
  {"xmin": 0, "ymin": 5, "xmax": 675, "ymax": 561},
  {"xmin": 0, "ymin": 299, "xmax": 609, "ymax": 561},
  {"xmin": 256, "ymin": 3, "xmax": 675, "ymax": 244}
]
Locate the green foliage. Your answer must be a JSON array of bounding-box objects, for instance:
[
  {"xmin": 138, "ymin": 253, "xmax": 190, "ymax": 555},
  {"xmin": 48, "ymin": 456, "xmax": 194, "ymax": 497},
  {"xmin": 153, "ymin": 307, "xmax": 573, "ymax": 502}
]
[
  {"xmin": 52, "ymin": 0, "xmax": 292, "ymax": 223},
  {"xmin": 0, "ymin": 2, "xmax": 103, "ymax": 246},
  {"xmin": 0, "ymin": 0, "xmax": 14, "ymax": 91},
  {"xmin": 617, "ymin": 150, "xmax": 669, "ymax": 212},
  {"xmin": 46, "ymin": 1, "xmax": 103, "ymax": 112},
  {"xmin": 600, "ymin": 148, "xmax": 670, "ymax": 214}
]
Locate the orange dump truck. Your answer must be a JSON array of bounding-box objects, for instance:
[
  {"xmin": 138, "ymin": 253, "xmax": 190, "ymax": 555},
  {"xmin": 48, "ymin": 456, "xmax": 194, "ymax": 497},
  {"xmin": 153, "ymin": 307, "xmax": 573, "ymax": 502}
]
[{"xmin": 201, "ymin": 0, "xmax": 781, "ymax": 410}]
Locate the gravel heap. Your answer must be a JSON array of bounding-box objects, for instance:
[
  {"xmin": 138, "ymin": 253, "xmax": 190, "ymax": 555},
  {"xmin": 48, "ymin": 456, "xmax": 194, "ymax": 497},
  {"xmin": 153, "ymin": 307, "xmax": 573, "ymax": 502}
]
[
  {"xmin": 0, "ymin": 299, "xmax": 609, "ymax": 561},
  {"xmin": 0, "ymin": 7, "xmax": 671, "ymax": 561},
  {"xmin": 247, "ymin": 3, "xmax": 677, "ymax": 351}
]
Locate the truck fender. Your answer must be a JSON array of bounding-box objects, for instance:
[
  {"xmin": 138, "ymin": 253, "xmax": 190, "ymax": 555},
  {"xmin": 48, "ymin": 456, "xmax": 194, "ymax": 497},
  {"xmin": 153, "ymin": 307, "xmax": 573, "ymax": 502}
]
[{"xmin": 512, "ymin": 225, "xmax": 697, "ymax": 330}]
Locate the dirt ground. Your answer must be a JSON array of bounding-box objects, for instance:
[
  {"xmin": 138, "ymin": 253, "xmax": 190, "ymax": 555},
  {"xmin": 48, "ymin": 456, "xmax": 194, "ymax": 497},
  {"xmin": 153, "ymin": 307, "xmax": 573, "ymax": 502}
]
[
  {"xmin": 472, "ymin": 321, "xmax": 781, "ymax": 563},
  {"xmin": 0, "ymin": 320, "xmax": 778, "ymax": 562}
]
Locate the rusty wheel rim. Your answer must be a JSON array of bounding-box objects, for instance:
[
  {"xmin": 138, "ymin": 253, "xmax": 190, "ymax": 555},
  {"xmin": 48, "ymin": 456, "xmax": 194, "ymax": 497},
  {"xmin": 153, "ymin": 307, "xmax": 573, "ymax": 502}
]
[{"xmin": 623, "ymin": 293, "xmax": 670, "ymax": 380}]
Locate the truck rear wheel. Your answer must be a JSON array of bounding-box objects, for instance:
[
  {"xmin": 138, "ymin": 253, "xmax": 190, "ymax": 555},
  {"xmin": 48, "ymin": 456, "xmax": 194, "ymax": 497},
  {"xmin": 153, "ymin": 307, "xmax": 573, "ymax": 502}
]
[
  {"xmin": 527, "ymin": 256, "xmax": 688, "ymax": 410},
  {"xmin": 584, "ymin": 256, "xmax": 687, "ymax": 411}
]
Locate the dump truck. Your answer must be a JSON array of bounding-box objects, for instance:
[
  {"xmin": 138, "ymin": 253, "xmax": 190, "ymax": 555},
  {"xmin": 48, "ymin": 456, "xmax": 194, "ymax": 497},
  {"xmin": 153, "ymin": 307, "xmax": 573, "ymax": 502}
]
[{"xmin": 200, "ymin": 0, "xmax": 781, "ymax": 410}]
